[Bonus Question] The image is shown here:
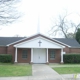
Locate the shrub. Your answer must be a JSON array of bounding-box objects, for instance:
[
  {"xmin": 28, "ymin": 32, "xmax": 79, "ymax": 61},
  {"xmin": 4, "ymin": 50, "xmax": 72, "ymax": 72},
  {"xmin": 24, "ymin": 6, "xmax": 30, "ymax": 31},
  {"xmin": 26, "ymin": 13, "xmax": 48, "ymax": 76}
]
[
  {"xmin": 63, "ymin": 54, "xmax": 80, "ymax": 64},
  {"xmin": 0, "ymin": 54, "xmax": 12, "ymax": 63}
]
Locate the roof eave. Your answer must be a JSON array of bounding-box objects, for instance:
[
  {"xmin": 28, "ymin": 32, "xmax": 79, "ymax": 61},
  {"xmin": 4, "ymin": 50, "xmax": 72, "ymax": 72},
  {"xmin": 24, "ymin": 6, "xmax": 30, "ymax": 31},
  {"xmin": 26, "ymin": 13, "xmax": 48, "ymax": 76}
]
[
  {"xmin": 70, "ymin": 47, "xmax": 80, "ymax": 48},
  {"xmin": 7, "ymin": 33, "xmax": 71, "ymax": 47},
  {"xmin": 0, "ymin": 45, "xmax": 7, "ymax": 47}
]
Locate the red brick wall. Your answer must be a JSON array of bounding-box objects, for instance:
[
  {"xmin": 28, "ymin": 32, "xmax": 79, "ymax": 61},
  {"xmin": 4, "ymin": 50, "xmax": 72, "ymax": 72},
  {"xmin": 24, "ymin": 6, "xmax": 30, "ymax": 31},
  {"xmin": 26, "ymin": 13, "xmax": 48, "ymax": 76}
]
[
  {"xmin": 7, "ymin": 46, "xmax": 31, "ymax": 63},
  {"xmin": 6, "ymin": 45, "xmax": 80, "ymax": 63},
  {"xmin": 63, "ymin": 46, "xmax": 70, "ymax": 53},
  {"xmin": 0, "ymin": 47, "xmax": 7, "ymax": 54},
  {"xmin": 7, "ymin": 45, "xmax": 15, "ymax": 62},
  {"xmin": 48, "ymin": 49, "xmax": 61, "ymax": 63},
  {"xmin": 63, "ymin": 47, "xmax": 80, "ymax": 53},
  {"xmin": 69, "ymin": 48, "xmax": 80, "ymax": 53},
  {"xmin": 17, "ymin": 48, "xmax": 31, "ymax": 63}
]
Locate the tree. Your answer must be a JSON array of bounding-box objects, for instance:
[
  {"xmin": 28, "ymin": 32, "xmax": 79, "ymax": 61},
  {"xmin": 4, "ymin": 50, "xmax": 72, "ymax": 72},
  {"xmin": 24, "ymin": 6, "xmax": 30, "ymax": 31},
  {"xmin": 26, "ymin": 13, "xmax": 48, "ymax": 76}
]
[
  {"xmin": 0, "ymin": 0, "xmax": 21, "ymax": 25},
  {"xmin": 66, "ymin": 33, "xmax": 75, "ymax": 38},
  {"xmin": 49, "ymin": 11, "xmax": 80, "ymax": 38},
  {"xmin": 75, "ymin": 28, "xmax": 80, "ymax": 44}
]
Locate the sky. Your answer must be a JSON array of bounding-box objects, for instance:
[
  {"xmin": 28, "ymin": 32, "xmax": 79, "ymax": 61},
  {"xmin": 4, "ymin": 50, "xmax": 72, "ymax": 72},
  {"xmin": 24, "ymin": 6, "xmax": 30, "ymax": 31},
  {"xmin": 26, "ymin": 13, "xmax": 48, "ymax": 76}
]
[{"xmin": 0, "ymin": 0, "xmax": 80, "ymax": 37}]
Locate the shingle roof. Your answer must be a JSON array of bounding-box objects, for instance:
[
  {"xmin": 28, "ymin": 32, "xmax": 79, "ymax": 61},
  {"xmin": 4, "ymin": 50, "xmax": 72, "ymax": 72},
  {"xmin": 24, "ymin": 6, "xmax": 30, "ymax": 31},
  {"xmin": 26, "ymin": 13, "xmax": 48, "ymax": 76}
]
[
  {"xmin": 0, "ymin": 37, "xmax": 24, "ymax": 46},
  {"xmin": 0, "ymin": 36, "xmax": 80, "ymax": 48},
  {"xmin": 54, "ymin": 38, "xmax": 80, "ymax": 48}
]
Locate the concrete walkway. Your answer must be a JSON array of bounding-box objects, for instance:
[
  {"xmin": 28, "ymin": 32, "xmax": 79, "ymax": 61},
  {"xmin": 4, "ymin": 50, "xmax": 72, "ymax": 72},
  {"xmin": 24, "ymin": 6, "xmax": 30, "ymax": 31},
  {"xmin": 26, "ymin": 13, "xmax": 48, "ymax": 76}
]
[
  {"xmin": 32, "ymin": 64, "xmax": 64, "ymax": 80},
  {"xmin": 0, "ymin": 64, "xmax": 65, "ymax": 80}
]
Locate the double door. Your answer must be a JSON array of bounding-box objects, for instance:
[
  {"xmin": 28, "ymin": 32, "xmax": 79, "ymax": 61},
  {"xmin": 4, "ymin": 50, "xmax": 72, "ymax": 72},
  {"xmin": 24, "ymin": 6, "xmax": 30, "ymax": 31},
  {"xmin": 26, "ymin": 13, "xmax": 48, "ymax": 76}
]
[{"xmin": 33, "ymin": 48, "xmax": 46, "ymax": 63}]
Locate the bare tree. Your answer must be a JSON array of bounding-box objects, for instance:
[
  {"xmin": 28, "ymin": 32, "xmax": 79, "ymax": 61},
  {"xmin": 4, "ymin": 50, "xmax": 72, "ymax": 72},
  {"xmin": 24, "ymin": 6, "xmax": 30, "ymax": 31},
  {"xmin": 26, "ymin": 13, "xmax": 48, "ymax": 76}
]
[
  {"xmin": 49, "ymin": 13, "xmax": 70, "ymax": 38},
  {"xmin": 70, "ymin": 22, "xmax": 80, "ymax": 34},
  {"xmin": 66, "ymin": 22, "xmax": 80, "ymax": 38},
  {"xmin": 0, "ymin": 0, "xmax": 21, "ymax": 25},
  {"xmin": 66, "ymin": 33, "xmax": 75, "ymax": 38},
  {"xmin": 49, "ymin": 12, "xmax": 80, "ymax": 38}
]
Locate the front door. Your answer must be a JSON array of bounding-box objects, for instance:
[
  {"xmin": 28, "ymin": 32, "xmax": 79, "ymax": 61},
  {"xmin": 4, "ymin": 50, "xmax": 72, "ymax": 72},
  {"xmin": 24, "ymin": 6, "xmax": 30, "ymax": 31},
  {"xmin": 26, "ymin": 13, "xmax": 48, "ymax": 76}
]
[{"xmin": 33, "ymin": 48, "xmax": 46, "ymax": 63}]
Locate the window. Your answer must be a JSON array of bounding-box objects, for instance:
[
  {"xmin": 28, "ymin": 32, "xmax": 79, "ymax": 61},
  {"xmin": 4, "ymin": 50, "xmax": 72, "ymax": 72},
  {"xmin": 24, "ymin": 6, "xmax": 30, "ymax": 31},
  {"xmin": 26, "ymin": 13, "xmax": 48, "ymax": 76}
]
[
  {"xmin": 50, "ymin": 50, "xmax": 55, "ymax": 60},
  {"xmin": 22, "ymin": 50, "xmax": 28, "ymax": 59}
]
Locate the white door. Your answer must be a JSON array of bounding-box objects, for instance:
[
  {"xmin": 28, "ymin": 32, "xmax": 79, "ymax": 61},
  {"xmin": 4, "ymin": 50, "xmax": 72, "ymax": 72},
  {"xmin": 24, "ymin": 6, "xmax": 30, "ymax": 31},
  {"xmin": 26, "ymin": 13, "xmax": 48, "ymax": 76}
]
[{"xmin": 33, "ymin": 48, "xmax": 46, "ymax": 63}]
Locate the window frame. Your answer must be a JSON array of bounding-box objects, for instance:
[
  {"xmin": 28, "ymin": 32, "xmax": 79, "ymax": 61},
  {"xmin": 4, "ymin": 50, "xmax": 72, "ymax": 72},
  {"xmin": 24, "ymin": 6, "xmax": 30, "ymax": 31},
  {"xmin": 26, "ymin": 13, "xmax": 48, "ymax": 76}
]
[
  {"xmin": 22, "ymin": 49, "xmax": 28, "ymax": 59},
  {"xmin": 50, "ymin": 50, "xmax": 55, "ymax": 60}
]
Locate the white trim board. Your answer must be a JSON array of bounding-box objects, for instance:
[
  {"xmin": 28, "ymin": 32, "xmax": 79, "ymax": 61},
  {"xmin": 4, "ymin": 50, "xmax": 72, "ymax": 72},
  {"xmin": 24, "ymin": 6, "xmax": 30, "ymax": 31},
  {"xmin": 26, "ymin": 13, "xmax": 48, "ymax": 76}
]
[{"xmin": 14, "ymin": 36, "xmax": 65, "ymax": 48}]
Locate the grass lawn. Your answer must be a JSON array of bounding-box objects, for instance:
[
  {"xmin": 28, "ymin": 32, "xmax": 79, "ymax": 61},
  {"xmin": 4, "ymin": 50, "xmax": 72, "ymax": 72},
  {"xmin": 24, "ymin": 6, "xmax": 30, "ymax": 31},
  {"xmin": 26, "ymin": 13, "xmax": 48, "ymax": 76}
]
[
  {"xmin": 0, "ymin": 64, "xmax": 32, "ymax": 77},
  {"xmin": 53, "ymin": 67, "xmax": 80, "ymax": 74},
  {"xmin": 50, "ymin": 64, "xmax": 80, "ymax": 67},
  {"xmin": 51, "ymin": 64, "xmax": 80, "ymax": 74}
]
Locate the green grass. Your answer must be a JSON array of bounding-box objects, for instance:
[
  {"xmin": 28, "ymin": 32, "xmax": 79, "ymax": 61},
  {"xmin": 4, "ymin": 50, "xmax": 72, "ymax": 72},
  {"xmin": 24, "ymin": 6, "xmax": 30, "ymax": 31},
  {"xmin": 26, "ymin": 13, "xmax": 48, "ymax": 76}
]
[
  {"xmin": 0, "ymin": 64, "xmax": 32, "ymax": 77},
  {"xmin": 50, "ymin": 64, "xmax": 80, "ymax": 67},
  {"xmin": 53, "ymin": 67, "xmax": 80, "ymax": 74},
  {"xmin": 50, "ymin": 64, "xmax": 80, "ymax": 74}
]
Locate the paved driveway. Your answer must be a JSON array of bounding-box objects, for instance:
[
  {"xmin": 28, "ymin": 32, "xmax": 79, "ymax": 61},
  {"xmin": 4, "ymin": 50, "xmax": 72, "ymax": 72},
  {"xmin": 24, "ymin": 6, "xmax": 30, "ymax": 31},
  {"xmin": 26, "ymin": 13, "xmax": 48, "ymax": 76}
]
[{"xmin": 0, "ymin": 64, "xmax": 64, "ymax": 80}]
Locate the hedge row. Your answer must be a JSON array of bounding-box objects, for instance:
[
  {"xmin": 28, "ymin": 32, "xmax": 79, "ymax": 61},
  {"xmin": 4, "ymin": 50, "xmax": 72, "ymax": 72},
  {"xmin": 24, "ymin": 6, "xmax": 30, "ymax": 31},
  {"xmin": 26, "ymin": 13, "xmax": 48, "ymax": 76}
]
[
  {"xmin": 63, "ymin": 54, "xmax": 80, "ymax": 63},
  {"xmin": 0, "ymin": 54, "xmax": 12, "ymax": 63}
]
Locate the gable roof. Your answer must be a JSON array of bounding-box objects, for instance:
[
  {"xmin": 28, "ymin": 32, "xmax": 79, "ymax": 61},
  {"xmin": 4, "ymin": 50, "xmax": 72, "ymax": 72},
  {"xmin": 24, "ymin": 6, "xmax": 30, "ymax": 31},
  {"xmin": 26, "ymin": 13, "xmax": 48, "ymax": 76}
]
[
  {"xmin": 6, "ymin": 34, "xmax": 71, "ymax": 47},
  {"xmin": 0, "ymin": 34, "xmax": 80, "ymax": 48}
]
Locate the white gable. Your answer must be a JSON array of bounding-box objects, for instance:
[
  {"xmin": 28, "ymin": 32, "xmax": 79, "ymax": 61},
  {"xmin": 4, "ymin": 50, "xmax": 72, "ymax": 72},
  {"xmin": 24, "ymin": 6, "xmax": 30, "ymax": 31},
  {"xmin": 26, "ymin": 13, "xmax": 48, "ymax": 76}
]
[{"xmin": 14, "ymin": 37, "xmax": 65, "ymax": 48}]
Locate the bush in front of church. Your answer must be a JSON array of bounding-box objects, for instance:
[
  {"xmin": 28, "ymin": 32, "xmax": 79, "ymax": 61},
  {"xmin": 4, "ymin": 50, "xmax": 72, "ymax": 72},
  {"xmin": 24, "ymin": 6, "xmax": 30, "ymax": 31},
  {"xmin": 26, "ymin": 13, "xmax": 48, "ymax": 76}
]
[
  {"xmin": 0, "ymin": 54, "xmax": 12, "ymax": 63},
  {"xmin": 63, "ymin": 54, "xmax": 80, "ymax": 63}
]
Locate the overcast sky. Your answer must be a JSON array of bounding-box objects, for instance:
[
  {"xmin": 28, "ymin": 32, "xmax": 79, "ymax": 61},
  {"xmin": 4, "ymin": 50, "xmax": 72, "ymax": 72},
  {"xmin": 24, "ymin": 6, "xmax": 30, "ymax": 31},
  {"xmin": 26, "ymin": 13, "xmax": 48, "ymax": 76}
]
[{"xmin": 0, "ymin": 0, "xmax": 80, "ymax": 37}]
